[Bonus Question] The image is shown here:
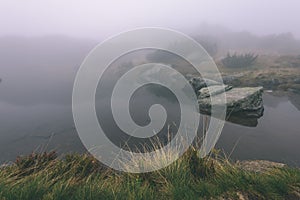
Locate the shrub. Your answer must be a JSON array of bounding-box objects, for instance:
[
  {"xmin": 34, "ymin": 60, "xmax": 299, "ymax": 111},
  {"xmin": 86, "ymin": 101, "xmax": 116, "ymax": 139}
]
[{"xmin": 222, "ymin": 52, "xmax": 258, "ymax": 68}]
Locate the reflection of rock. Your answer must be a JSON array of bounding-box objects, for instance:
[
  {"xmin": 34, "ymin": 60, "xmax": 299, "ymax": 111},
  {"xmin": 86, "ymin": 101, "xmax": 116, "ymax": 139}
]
[{"xmin": 226, "ymin": 112, "xmax": 260, "ymax": 127}]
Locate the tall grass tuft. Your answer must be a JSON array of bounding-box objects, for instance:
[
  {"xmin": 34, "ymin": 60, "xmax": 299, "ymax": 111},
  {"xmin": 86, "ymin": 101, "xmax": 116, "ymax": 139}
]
[{"xmin": 0, "ymin": 139, "xmax": 299, "ymax": 199}]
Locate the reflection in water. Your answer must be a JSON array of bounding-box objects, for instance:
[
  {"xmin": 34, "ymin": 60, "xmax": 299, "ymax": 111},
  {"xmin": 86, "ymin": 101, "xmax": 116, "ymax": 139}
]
[
  {"xmin": 216, "ymin": 93, "xmax": 300, "ymax": 167},
  {"xmin": 226, "ymin": 113, "xmax": 260, "ymax": 127}
]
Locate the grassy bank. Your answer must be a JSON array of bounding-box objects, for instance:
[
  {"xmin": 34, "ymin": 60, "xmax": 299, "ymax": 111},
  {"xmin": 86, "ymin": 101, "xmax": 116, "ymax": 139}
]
[
  {"xmin": 0, "ymin": 150, "xmax": 299, "ymax": 200},
  {"xmin": 218, "ymin": 55, "xmax": 300, "ymax": 93}
]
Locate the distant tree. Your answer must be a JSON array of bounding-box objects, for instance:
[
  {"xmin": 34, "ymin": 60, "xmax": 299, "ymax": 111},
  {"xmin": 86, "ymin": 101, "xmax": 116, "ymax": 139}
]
[{"xmin": 221, "ymin": 52, "xmax": 258, "ymax": 68}]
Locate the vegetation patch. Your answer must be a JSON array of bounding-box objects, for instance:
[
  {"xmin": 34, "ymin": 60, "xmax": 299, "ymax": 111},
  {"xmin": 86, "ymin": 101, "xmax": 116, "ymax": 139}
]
[
  {"xmin": 218, "ymin": 54, "xmax": 300, "ymax": 94},
  {"xmin": 221, "ymin": 53, "xmax": 258, "ymax": 68},
  {"xmin": 0, "ymin": 149, "xmax": 299, "ymax": 200}
]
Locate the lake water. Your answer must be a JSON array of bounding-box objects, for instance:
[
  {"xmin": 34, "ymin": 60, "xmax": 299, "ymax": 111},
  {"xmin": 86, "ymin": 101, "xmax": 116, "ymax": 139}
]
[
  {"xmin": 1, "ymin": 87, "xmax": 299, "ymax": 166},
  {"xmin": 216, "ymin": 93, "xmax": 300, "ymax": 166}
]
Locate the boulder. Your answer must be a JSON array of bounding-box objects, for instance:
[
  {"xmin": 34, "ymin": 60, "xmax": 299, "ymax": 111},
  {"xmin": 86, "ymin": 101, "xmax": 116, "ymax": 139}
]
[
  {"xmin": 188, "ymin": 76, "xmax": 264, "ymax": 119},
  {"xmin": 198, "ymin": 86, "xmax": 264, "ymax": 118}
]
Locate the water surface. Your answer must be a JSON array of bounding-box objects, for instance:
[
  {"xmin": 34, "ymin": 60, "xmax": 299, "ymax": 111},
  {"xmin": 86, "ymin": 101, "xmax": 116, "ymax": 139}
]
[{"xmin": 0, "ymin": 88, "xmax": 299, "ymax": 166}]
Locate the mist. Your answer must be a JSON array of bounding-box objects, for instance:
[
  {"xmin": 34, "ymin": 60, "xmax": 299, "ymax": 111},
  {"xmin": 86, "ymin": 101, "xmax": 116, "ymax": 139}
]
[
  {"xmin": 1, "ymin": 0, "xmax": 300, "ymax": 39},
  {"xmin": 1, "ymin": 0, "xmax": 300, "ymax": 169}
]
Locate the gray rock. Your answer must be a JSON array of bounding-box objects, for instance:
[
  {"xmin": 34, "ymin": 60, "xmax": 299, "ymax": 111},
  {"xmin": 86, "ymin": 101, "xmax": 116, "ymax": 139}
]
[
  {"xmin": 188, "ymin": 77, "xmax": 264, "ymax": 119},
  {"xmin": 188, "ymin": 77, "xmax": 223, "ymax": 94},
  {"xmin": 198, "ymin": 86, "xmax": 264, "ymax": 117},
  {"xmin": 237, "ymin": 160, "xmax": 286, "ymax": 173},
  {"xmin": 198, "ymin": 85, "xmax": 233, "ymax": 99}
]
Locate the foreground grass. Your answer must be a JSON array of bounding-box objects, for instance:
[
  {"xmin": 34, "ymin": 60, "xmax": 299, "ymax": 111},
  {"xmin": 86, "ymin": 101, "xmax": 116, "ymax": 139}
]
[{"xmin": 0, "ymin": 150, "xmax": 299, "ymax": 200}]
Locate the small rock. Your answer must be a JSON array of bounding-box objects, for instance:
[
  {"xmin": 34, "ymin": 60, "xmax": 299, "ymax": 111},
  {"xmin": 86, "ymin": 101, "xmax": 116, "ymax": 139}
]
[
  {"xmin": 237, "ymin": 160, "xmax": 286, "ymax": 173},
  {"xmin": 198, "ymin": 85, "xmax": 233, "ymax": 98},
  {"xmin": 189, "ymin": 77, "xmax": 223, "ymax": 94}
]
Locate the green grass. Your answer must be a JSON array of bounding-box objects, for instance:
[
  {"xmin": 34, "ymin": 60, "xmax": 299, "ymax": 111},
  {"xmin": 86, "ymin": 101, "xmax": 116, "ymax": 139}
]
[{"xmin": 0, "ymin": 150, "xmax": 299, "ymax": 200}]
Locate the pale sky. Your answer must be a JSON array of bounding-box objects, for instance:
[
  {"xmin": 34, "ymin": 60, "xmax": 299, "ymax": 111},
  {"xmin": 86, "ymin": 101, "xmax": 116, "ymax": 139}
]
[{"xmin": 1, "ymin": 0, "xmax": 300, "ymax": 39}]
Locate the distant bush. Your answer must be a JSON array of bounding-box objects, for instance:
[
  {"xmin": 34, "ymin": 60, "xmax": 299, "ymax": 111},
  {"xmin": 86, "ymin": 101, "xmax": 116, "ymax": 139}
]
[{"xmin": 222, "ymin": 52, "xmax": 258, "ymax": 68}]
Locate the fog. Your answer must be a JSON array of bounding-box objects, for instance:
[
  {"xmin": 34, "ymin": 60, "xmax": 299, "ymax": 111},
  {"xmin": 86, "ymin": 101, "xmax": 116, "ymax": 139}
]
[
  {"xmin": 1, "ymin": 0, "xmax": 300, "ymax": 39},
  {"xmin": 0, "ymin": 1, "xmax": 300, "ymax": 166}
]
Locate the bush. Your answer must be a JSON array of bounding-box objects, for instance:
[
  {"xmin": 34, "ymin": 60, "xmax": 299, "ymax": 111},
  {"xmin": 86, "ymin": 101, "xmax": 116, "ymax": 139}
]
[{"xmin": 222, "ymin": 52, "xmax": 258, "ymax": 68}]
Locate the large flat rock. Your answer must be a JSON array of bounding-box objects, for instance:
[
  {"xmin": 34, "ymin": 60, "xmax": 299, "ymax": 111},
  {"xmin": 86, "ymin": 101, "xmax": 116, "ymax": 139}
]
[{"xmin": 198, "ymin": 86, "xmax": 264, "ymax": 117}]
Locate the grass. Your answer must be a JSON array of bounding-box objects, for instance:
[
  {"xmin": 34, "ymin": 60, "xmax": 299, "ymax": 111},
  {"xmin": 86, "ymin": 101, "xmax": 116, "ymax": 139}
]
[
  {"xmin": 0, "ymin": 149, "xmax": 299, "ymax": 200},
  {"xmin": 215, "ymin": 54, "xmax": 300, "ymax": 94}
]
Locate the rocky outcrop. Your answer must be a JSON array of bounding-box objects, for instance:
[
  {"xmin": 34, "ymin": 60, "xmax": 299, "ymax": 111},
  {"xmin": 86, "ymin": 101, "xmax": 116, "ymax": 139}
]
[
  {"xmin": 189, "ymin": 77, "xmax": 264, "ymax": 122},
  {"xmin": 199, "ymin": 86, "xmax": 264, "ymax": 117}
]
